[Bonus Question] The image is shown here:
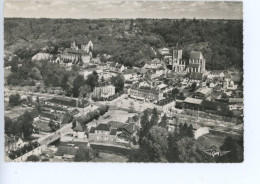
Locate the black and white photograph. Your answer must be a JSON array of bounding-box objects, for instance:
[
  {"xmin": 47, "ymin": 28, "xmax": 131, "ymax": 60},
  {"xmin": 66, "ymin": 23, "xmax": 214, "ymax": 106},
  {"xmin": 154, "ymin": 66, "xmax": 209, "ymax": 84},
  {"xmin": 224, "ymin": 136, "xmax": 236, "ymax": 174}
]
[{"xmin": 3, "ymin": 0, "xmax": 244, "ymax": 163}]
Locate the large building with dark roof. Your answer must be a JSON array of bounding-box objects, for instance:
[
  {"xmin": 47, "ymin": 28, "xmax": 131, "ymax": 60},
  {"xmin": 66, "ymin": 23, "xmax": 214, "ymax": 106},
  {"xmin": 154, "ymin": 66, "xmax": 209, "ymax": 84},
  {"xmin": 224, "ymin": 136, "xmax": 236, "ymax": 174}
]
[
  {"xmin": 187, "ymin": 51, "xmax": 206, "ymax": 73},
  {"xmin": 60, "ymin": 41, "xmax": 93, "ymax": 64},
  {"xmin": 169, "ymin": 50, "xmax": 206, "ymax": 73}
]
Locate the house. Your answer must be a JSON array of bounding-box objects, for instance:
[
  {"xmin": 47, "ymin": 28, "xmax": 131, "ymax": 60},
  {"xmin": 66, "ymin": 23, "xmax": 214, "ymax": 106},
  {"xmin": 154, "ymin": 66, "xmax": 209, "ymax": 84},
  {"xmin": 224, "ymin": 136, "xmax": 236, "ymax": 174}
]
[
  {"xmin": 119, "ymin": 123, "xmax": 139, "ymax": 137},
  {"xmin": 186, "ymin": 51, "xmax": 206, "ymax": 73},
  {"xmin": 123, "ymin": 69, "xmax": 138, "ymax": 80},
  {"xmin": 73, "ymin": 123, "xmax": 86, "ymax": 139},
  {"xmin": 183, "ymin": 97, "xmax": 203, "ymax": 110},
  {"xmin": 32, "ymin": 53, "xmax": 51, "ymax": 61},
  {"xmin": 92, "ymin": 82, "xmax": 115, "ymax": 99},
  {"xmin": 88, "ymin": 123, "xmax": 117, "ymax": 143},
  {"xmin": 129, "ymin": 86, "xmax": 164, "ymax": 102},
  {"xmin": 159, "ymin": 48, "xmax": 170, "ymax": 55},
  {"xmin": 193, "ymin": 88, "xmax": 213, "ymax": 99},
  {"xmin": 207, "ymin": 71, "xmax": 225, "ymax": 79},
  {"xmin": 144, "ymin": 59, "xmax": 163, "ymax": 69}
]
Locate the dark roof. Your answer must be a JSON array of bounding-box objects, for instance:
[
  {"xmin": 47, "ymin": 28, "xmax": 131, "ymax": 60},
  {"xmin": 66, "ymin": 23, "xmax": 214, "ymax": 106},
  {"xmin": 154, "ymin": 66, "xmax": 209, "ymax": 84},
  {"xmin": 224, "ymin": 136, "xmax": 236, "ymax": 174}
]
[
  {"xmin": 110, "ymin": 129, "xmax": 117, "ymax": 135},
  {"xmin": 64, "ymin": 48, "xmax": 86, "ymax": 54},
  {"xmin": 96, "ymin": 123, "xmax": 110, "ymax": 131},
  {"xmin": 122, "ymin": 123, "xmax": 136, "ymax": 134},
  {"xmin": 73, "ymin": 124, "xmax": 84, "ymax": 132},
  {"xmin": 190, "ymin": 51, "xmax": 203, "ymax": 60},
  {"xmin": 201, "ymin": 100, "xmax": 228, "ymax": 110},
  {"xmin": 107, "ymin": 121, "xmax": 125, "ymax": 129},
  {"xmin": 228, "ymin": 98, "xmax": 243, "ymax": 104},
  {"xmin": 89, "ymin": 127, "xmax": 96, "ymax": 133}
]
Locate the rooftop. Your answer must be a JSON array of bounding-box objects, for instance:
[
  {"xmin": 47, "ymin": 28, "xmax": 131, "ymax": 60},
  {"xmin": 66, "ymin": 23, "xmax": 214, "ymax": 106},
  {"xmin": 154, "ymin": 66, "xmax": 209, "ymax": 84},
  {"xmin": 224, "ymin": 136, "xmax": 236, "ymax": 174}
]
[
  {"xmin": 190, "ymin": 51, "xmax": 204, "ymax": 60},
  {"xmin": 184, "ymin": 97, "xmax": 203, "ymax": 105},
  {"xmin": 96, "ymin": 123, "xmax": 110, "ymax": 131},
  {"xmin": 195, "ymin": 88, "xmax": 213, "ymax": 95}
]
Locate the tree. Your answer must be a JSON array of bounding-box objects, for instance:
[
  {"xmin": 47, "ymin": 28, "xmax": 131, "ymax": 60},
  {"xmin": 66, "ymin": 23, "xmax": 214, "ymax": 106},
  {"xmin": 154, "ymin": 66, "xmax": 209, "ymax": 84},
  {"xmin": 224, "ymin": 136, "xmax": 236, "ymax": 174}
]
[
  {"xmin": 111, "ymin": 74, "xmax": 125, "ymax": 93},
  {"xmin": 9, "ymin": 93, "xmax": 21, "ymax": 106},
  {"xmin": 72, "ymin": 75, "xmax": 85, "ymax": 97},
  {"xmin": 150, "ymin": 108, "xmax": 159, "ymax": 127},
  {"xmin": 48, "ymin": 119, "xmax": 59, "ymax": 132},
  {"xmin": 79, "ymin": 84, "xmax": 92, "ymax": 98},
  {"xmin": 167, "ymin": 131, "xmax": 180, "ymax": 162},
  {"xmin": 26, "ymin": 155, "xmax": 40, "ymax": 162},
  {"xmin": 62, "ymin": 112, "xmax": 73, "ymax": 124},
  {"xmin": 216, "ymin": 136, "xmax": 242, "ymax": 163},
  {"xmin": 191, "ymin": 82, "xmax": 197, "ymax": 92},
  {"xmin": 10, "ymin": 56, "xmax": 19, "ymax": 73},
  {"xmin": 159, "ymin": 113, "xmax": 167, "ymax": 128},
  {"xmin": 139, "ymin": 109, "xmax": 150, "ymax": 143},
  {"xmin": 61, "ymin": 74, "xmax": 74, "ymax": 96},
  {"xmin": 4, "ymin": 116, "xmax": 14, "ymax": 135},
  {"xmin": 75, "ymin": 148, "xmax": 99, "ymax": 162},
  {"xmin": 187, "ymin": 124, "xmax": 194, "ymax": 138},
  {"xmin": 176, "ymin": 137, "xmax": 203, "ymax": 162},
  {"xmin": 35, "ymin": 102, "xmax": 42, "ymax": 114},
  {"xmin": 72, "ymin": 118, "xmax": 77, "ymax": 128},
  {"xmin": 140, "ymin": 126, "xmax": 169, "ymax": 162},
  {"xmin": 86, "ymin": 73, "xmax": 98, "ymax": 91},
  {"xmin": 101, "ymin": 75, "xmax": 105, "ymax": 82},
  {"xmin": 17, "ymin": 111, "xmax": 34, "ymax": 138},
  {"xmin": 28, "ymin": 67, "xmax": 42, "ymax": 80},
  {"xmin": 128, "ymin": 148, "xmax": 150, "ymax": 162}
]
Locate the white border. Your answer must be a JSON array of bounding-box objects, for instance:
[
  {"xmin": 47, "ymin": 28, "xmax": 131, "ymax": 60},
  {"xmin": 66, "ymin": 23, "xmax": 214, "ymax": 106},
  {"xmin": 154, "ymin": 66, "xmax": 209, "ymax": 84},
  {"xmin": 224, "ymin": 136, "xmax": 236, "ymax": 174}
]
[{"xmin": 1, "ymin": 1, "xmax": 260, "ymax": 184}]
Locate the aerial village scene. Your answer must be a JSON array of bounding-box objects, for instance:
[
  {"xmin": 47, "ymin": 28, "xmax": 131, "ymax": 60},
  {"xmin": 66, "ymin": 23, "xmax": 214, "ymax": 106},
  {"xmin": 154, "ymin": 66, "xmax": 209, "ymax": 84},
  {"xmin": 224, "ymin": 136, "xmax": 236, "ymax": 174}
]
[{"xmin": 4, "ymin": 1, "xmax": 243, "ymax": 163}]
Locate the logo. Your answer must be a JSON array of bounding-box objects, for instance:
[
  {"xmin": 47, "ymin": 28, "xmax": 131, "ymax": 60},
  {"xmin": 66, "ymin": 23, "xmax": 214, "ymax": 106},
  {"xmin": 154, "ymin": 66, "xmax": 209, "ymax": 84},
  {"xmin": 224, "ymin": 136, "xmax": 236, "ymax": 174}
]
[{"xmin": 201, "ymin": 148, "xmax": 231, "ymax": 157}]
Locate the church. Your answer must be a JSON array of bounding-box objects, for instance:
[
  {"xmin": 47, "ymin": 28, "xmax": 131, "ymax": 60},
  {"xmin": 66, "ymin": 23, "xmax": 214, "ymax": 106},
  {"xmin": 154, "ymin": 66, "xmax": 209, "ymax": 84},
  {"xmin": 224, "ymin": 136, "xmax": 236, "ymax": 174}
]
[
  {"xmin": 171, "ymin": 50, "xmax": 206, "ymax": 73},
  {"xmin": 60, "ymin": 41, "xmax": 93, "ymax": 64}
]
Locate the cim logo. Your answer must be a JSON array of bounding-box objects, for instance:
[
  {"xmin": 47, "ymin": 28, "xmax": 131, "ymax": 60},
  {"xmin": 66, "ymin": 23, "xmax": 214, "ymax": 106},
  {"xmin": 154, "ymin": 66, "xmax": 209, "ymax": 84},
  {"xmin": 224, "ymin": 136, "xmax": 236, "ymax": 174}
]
[{"xmin": 202, "ymin": 148, "xmax": 231, "ymax": 157}]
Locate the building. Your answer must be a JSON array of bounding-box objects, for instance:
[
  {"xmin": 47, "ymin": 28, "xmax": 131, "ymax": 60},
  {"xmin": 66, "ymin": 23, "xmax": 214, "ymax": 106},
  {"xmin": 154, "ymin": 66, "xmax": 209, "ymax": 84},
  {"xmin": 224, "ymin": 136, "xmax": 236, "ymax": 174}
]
[
  {"xmin": 92, "ymin": 83, "xmax": 115, "ymax": 99},
  {"xmin": 183, "ymin": 97, "xmax": 203, "ymax": 110},
  {"xmin": 193, "ymin": 88, "xmax": 213, "ymax": 99},
  {"xmin": 129, "ymin": 86, "xmax": 164, "ymax": 102},
  {"xmin": 73, "ymin": 123, "xmax": 86, "ymax": 139},
  {"xmin": 60, "ymin": 41, "xmax": 93, "ymax": 64},
  {"xmin": 32, "ymin": 53, "xmax": 51, "ymax": 61},
  {"xmin": 88, "ymin": 123, "xmax": 117, "ymax": 143},
  {"xmin": 186, "ymin": 51, "xmax": 206, "ymax": 73},
  {"xmin": 159, "ymin": 48, "xmax": 170, "ymax": 55},
  {"xmin": 171, "ymin": 50, "xmax": 187, "ymax": 72}
]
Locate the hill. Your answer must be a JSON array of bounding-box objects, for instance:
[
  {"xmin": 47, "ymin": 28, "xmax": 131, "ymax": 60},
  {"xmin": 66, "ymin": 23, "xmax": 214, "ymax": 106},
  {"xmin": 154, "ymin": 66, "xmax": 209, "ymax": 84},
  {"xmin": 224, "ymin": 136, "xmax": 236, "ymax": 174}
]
[{"xmin": 4, "ymin": 18, "xmax": 243, "ymax": 70}]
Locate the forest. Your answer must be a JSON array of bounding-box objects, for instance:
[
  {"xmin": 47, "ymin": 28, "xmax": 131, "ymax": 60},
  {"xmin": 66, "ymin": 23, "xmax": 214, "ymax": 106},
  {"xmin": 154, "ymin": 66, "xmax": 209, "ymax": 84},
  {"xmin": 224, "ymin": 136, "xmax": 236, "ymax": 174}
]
[{"xmin": 4, "ymin": 18, "xmax": 243, "ymax": 70}]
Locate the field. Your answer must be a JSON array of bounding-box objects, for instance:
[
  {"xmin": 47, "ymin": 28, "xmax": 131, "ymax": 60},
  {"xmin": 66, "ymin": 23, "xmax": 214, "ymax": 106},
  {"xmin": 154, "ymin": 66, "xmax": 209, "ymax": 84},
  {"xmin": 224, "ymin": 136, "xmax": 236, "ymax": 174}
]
[
  {"xmin": 33, "ymin": 120, "xmax": 52, "ymax": 132},
  {"xmin": 91, "ymin": 152, "xmax": 128, "ymax": 162},
  {"xmin": 196, "ymin": 133, "xmax": 226, "ymax": 149}
]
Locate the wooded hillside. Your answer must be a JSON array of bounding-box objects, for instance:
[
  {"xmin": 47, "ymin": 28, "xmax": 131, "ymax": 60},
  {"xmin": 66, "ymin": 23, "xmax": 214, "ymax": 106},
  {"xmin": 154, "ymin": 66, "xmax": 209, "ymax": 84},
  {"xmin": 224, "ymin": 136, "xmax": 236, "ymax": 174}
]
[{"xmin": 4, "ymin": 18, "xmax": 243, "ymax": 70}]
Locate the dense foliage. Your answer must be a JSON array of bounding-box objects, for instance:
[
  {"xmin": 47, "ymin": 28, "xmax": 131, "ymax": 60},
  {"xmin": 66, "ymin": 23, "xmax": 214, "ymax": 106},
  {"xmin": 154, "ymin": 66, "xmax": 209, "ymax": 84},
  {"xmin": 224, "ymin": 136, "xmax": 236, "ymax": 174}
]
[
  {"xmin": 5, "ymin": 111, "xmax": 34, "ymax": 139},
  {"xmin": 4, "ymin": 18, "xmax": 242, "ymax": 70}
]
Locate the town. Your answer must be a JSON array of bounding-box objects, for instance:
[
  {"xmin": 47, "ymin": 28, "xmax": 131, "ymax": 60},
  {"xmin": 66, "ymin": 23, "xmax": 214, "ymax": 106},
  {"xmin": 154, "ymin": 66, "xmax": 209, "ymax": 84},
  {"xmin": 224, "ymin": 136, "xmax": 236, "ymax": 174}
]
[{"xmin": 4, "ymin": 18, "xmax": 243, "ymax": 163}]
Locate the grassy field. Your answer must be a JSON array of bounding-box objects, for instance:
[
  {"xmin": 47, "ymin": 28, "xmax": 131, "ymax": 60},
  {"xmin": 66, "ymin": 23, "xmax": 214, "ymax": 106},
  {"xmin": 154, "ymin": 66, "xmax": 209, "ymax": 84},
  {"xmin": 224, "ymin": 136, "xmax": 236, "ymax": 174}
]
[
  {"xmin": 33, "ymin": 120, "xmax": 52, "ymax": 132},
  {"xmin": 196, "ymin": 133, "xmax": 226, "ymax": 149},
  {"xmin": 91, "ymin": 152, "xmax": 128, "ymax": 162}
]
